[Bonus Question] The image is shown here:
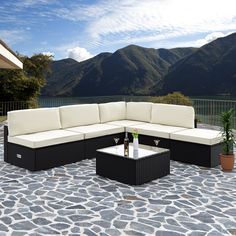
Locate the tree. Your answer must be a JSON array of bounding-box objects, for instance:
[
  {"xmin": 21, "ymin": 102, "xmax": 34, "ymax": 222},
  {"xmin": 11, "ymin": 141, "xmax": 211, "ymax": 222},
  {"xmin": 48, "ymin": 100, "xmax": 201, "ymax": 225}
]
[
  {"xmin": 0, "ymin": 53, "xmax": 52, "ymax": 102},
  {"xmin": 23, "ymin": 54, "xmax": 52, "ymax": 86},
  {"xmin": 0, "ymin": 70, "xmax": 40, "ymax": 101}
]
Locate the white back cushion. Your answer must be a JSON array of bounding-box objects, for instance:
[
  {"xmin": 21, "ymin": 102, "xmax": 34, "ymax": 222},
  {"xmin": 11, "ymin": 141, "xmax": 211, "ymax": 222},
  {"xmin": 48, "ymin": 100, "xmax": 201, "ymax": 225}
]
[
  {"xmin": 8, "ymin": 108, "xmax": 61, "ymax": 136},
  {"xmin": 151, "ymin": 103, "xmax": 195, "ymax": 128},
  {"xmin": 99, "ymin": 101, "xmax": 126, "ymax": 123},
  {"xmin": 60, "ymin": 104, "xmax": 100, "ymax": 128},
  {"xmin": 126, "ymin": 102, "xmax": 152, "ymax": 122}
]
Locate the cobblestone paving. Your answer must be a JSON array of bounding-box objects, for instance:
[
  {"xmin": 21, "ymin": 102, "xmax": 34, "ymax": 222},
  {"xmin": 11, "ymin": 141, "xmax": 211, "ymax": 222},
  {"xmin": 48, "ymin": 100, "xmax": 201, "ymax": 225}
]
[
  {"xmin": 0, "ymin": 122, "xmax": 5, "ymax": 145},
  {"xmin": 1, "ymin": 122, "xmax": 236, "ymax": 235},
  {"xmin": 0, "ymin": 143, "xmax": 236, "ymax": 235}
]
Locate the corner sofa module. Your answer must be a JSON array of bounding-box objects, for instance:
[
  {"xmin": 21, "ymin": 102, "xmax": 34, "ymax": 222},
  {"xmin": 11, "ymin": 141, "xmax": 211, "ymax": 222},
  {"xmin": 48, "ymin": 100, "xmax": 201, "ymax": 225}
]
[
  {"xmin": 106, "ymin": 120, "xmax": 145, "ymax": 130},
  {"xmin": 170, "ymin": 128, "xmax": 223, "ymax": 167},
  {"xmin": 126, "ymin": 103, "xmax": 195, "ymax": 151}
]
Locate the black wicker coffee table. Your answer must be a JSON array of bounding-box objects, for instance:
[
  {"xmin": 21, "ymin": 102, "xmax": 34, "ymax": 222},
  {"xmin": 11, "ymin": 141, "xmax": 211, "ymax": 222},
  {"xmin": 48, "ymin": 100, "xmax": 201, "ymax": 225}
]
[{"xmin": 96, "ymin": 144, "xmax": 170, "ymax": 185}]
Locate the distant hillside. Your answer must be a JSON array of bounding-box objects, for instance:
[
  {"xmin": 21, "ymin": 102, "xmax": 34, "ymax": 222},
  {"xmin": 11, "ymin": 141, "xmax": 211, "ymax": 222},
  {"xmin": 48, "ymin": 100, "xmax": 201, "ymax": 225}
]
[
  {"xmin": 163, "ymin": 33, "xmax": 236, "ymax": 96},
  {"xmin": 43, "ymin": 33, "xmax": 236, "ymax": 97},
  {"xmin": 42, "ymin": 45, "xmax": 196, "ymax": 96}
]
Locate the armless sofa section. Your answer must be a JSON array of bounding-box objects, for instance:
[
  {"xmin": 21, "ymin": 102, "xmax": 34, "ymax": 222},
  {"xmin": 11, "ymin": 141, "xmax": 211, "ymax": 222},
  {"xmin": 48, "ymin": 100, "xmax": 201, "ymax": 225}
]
[
  {"xmin": 4, "ymin": 101, "xmax": 223, "ymax": 171},
  {"xmin": 5, "ymin": 108, "xmax": 85, "ymax": 171},
  {"xmin": 170, "ymin": 128, "xmax": 222, "ymax": 167}
]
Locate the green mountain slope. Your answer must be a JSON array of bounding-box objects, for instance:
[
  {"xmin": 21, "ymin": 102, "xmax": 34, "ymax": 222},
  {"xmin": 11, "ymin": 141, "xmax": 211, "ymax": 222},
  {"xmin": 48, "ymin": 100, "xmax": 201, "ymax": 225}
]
[
  {"xmin": 42, "ymin": 45, "xmax": 196, "ymax": 96},
  {"xmin": 163, "ymin": 33, "xmax": 236, "ymax": 96}
]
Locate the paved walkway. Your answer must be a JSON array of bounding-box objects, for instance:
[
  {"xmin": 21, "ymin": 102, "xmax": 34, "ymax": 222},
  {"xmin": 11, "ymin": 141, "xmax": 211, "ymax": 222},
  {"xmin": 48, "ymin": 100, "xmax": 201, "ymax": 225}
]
[{"xmin": 0, "ymin": 124, "xmax": 4, "ymax": 144}]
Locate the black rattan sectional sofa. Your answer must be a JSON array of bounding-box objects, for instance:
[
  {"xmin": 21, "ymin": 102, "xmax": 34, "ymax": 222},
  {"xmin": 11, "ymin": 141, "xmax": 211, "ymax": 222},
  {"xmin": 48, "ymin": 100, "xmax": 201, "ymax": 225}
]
[{"xmin": 4, "ymin": 102, "xmax": 223, "ymax": 171}]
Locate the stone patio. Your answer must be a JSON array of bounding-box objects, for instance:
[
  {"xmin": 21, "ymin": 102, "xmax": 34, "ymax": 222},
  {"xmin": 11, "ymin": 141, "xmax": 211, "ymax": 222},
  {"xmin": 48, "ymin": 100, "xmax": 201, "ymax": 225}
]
[{"xmin": 0, "ymin": 123, "xmax": 236, "ymax": 235}]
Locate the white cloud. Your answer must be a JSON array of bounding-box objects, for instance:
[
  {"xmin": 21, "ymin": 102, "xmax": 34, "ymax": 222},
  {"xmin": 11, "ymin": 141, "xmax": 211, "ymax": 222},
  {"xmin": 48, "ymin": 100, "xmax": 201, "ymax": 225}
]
[
  {"xmin": 41, "ymin": 51, "xmax": 54, "ymax": 57},
  {"xmin": 154, "ymin": 31, "xmax": 234, "ymax": 49},
  {"xmin": 67, "ymin": 46, "xmax": 93, "ymax": 62},
  {"xmin": 2, "ymin": 0, "xmax": 236, "ymax": 59},
  {"xmin": 0, "ymin": 29, "xmax": 26, "ymax": 45},
  {"xmin": 56, "ymin": 0, "xmax": 236, "ymax": 47},
  {"xmin": 13, "ymin": 0, "xmax": 55, "ymax": 8},
  {"xmin": 195, "ymin": 32, "xmax": 233, "ymax": 47}
]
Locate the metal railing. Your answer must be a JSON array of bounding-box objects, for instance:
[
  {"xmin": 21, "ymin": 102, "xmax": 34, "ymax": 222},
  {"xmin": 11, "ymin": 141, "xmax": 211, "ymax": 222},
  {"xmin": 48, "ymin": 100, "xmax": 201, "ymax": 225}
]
[
  {"xmin": 192, "ymin": 99, "xmax": 236, "ymax": 128},
  {"xmin": 38, "ymin": 96, "xmax": 150, "ymax": 107},
  {"xmin": 1, "ymin": 97, "xmax": 236, "ymax": 128},
  {"xmin": 0, "ymin": 101, "xmax": 30, "ymax": 116}
]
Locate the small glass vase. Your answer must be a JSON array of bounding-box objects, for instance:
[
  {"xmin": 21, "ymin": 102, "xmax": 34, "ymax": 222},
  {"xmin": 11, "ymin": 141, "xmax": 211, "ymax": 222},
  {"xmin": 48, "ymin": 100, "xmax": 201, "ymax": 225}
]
[
  {"xmin": 133, "ymin": 138, "xmax": 139, "ymax": 158},
  {"xmin": 133, "ymin": 138, "xmax": 139, "ymax": 151}
]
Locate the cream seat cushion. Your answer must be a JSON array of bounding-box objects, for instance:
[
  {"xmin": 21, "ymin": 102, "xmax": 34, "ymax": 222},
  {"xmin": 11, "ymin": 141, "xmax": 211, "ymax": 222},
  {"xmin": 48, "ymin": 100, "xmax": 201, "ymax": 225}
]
[
  {"xmin": 8, "ymin": 130, "xmax": 84, "ymax": 149},
  {"xmin": 106, "ymin": 120, "xmax": 145, "ymax": 131},
  {"xmin": 59, "ymin": 104, "xmax": 100, "ymax": 128},
  {"xmin": 126, "ymin": 123, "xmax": 187, "ymax": 139},
  {"xmin": 99, "ymin": 102, "xmax": 126, "ymax": 123},
  {"xmin": 8, "ymin": 108, "xmax": 61, "ymax": 136},
  {"xmin": 66, "ymin": 124, "xmax": 124, "ymax": 139},
  {"xmin": 170, "ymin": 128, "xmax": 222, "ymax": 145}
]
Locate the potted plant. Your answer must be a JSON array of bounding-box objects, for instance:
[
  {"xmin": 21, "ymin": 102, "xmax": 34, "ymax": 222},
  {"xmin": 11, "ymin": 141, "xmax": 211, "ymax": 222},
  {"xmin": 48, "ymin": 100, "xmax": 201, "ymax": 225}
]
[{"xmin": 220, "ymin": 108, "xmax": 235, "ymax": 171}]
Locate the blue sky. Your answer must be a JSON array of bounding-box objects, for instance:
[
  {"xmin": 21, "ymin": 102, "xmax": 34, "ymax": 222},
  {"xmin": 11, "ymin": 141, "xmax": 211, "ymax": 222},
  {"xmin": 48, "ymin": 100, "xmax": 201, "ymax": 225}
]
[{"xmin": 1, "ymin": 0, "xmax": 236, "ymax": 62}]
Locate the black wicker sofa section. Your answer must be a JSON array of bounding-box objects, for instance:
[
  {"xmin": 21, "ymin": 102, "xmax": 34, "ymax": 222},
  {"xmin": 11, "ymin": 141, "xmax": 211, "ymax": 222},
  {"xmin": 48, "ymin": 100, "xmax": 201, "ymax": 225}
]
[
  {"xmin": 4, "ymin": 104, "xmax": 125, "ymax": 171},
  {"xmin": 4, "ymin": 125, "xmax": 124, "ymax": 171},
  {"xmin": 4, "ymin": 106, "xmax": 86, "ymax": 171},
  {"xmin": 6, "ymin": 137, "xmax": 85, "ymax": 171},
  {"xmin": 124, "ymin": 131, "xmax": 222, "ymax": 167},
  {"xmin": 169, "ymin": 129, "xmax": 222, "ymax": 167},
  {"xmin": 4, "ymin": 127, "xmax": 125, "ymax": 171}
]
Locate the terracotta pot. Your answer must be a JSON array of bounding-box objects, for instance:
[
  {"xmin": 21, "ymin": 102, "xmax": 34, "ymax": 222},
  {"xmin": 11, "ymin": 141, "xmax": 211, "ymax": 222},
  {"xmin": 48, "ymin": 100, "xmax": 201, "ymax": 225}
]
[{"xmin": 220, "ymin": 154, "xmax": 235, "ymax": 171}]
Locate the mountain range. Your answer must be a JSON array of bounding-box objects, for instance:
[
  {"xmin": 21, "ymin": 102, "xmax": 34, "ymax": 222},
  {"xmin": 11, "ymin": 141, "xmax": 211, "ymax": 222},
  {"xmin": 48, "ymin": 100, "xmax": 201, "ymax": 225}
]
[{"xmin": 43, "ymin": 32, "xmax": 236, "ymax": 97}]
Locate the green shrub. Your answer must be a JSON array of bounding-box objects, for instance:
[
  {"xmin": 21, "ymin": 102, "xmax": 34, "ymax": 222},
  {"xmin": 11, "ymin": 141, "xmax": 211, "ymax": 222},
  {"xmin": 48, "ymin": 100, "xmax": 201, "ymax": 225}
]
[{"xmin": 149, "ymin": 92, "xmax": 193, "ymax": 106}]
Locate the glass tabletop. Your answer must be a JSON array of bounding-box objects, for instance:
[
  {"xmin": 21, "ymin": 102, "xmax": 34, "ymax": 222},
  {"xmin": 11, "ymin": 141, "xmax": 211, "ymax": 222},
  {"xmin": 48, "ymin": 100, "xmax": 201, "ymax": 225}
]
[{"xmin": 97, "ymin": 144, "xmax": 169, "ymax": 159}]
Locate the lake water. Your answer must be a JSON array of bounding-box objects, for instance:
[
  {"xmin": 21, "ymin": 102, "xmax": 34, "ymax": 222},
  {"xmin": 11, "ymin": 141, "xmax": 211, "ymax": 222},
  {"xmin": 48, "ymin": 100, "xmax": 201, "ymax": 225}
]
[
  {"xmin": 38, "ymin": 95, "xmax": 153, "ymax": 107},
  {"xmin": 38, "ymin": 95, "xmax": 236, "ymax": 107}
]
